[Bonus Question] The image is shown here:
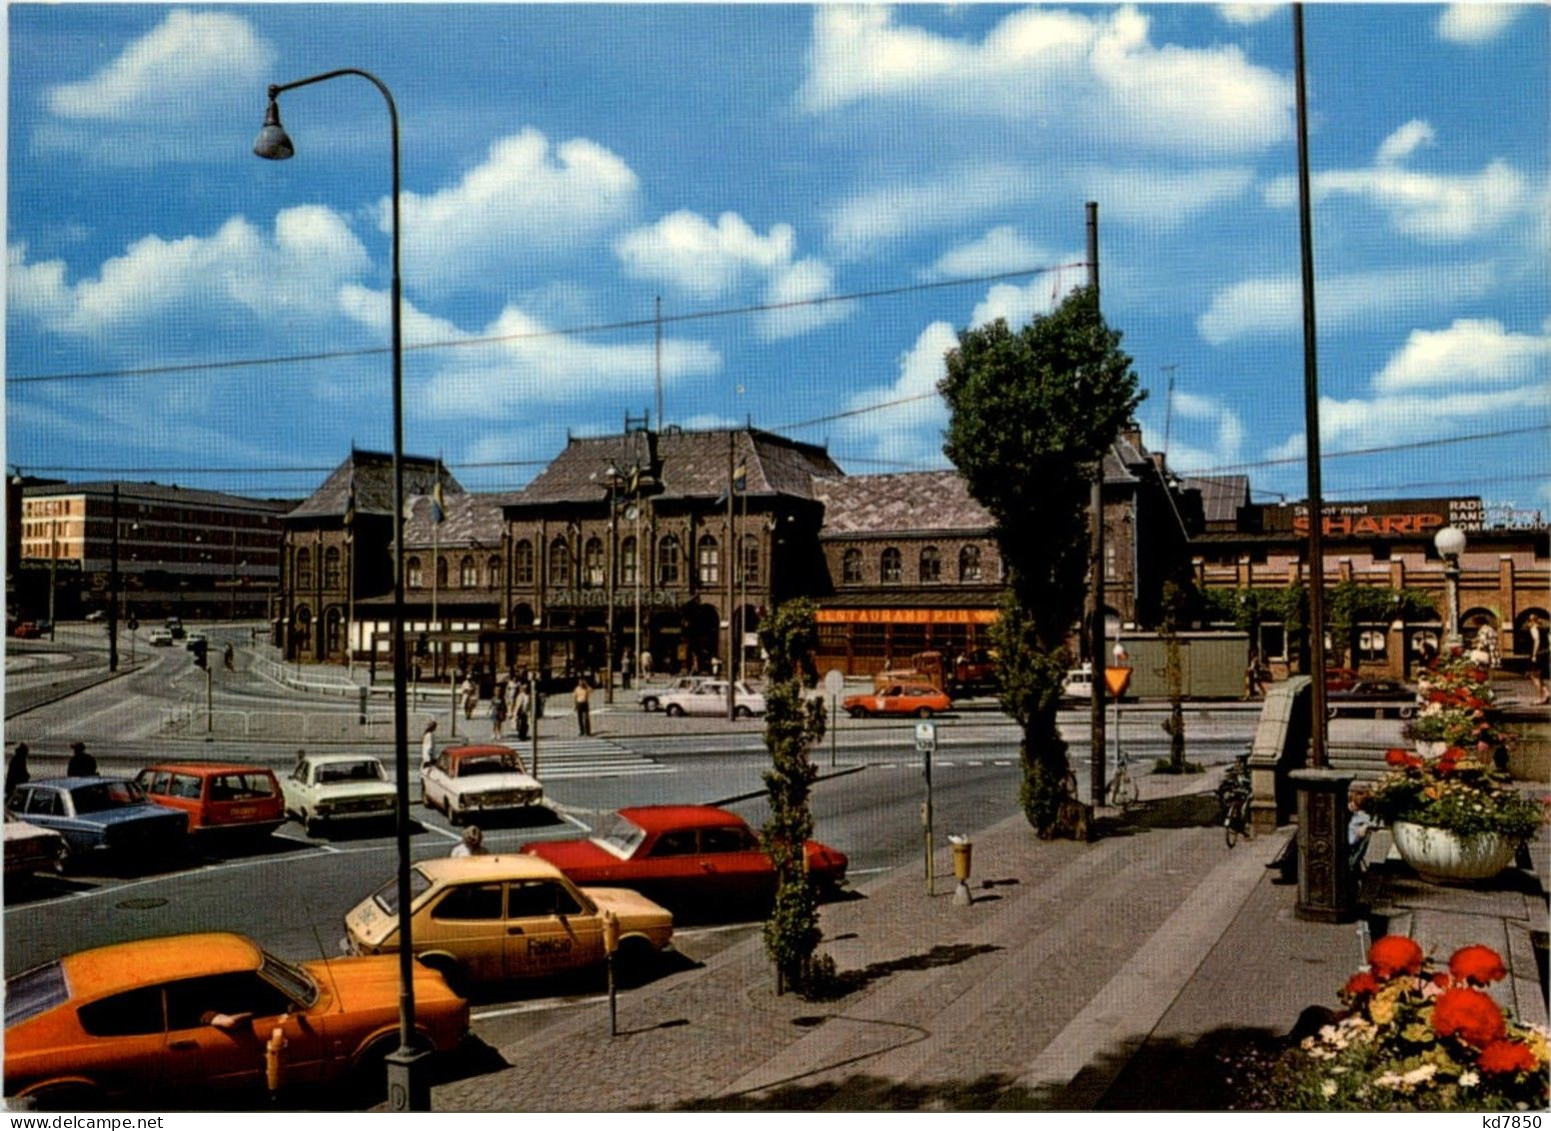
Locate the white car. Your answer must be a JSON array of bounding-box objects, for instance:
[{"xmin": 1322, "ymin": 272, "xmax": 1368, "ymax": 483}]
[
  {"xmin": 148, "ymin": 628, "xmax": 174, "ymax": 646},
  {"xmin": 660, "ymin": 679, "xmax": 766, "ymax": 719},
  {"xmin": 636, "ymin": 675, "xmax": 706, "ymax": 712},
  {"xmin": 1062, "ymin": 665, "xmax": 1093, "ymax": 701},
  {"xmin": 421, "ymin": 744, "xmax": 543, "ymax": 825},
  {"xmin": 283, "ymin": 753, "xmax": 397, "ymax": 836},
  {"xmin": 3, "ymin": 816, "xmax": 68, "ymax": 879}
]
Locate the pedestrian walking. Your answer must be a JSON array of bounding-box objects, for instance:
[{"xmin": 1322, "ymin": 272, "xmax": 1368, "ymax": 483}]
[
  {"xmin": 640, "ymin": 649, "xmax": 652, "ymax": 679},
  {"xmin": 574, "ymin": 675, "xmax": 592, "ymax": 737},
  {"xmin": 490, "ymin": 692, "xmax": 508, "ymax": 740},
  {"xmin": 1528, "ymin": 614, "xmax": 1549, "ymax": 705},
  {"xmin": 450, "ymin": 825, "xmax": 487, "ymax": 857},
  {"xmin": 66, "ymin": 741, "xmax": 96, "ymax": 777},
  {"xmin": 6, "ymin": 743, "xmax": 31, "ymax": 796},
  {"xmin": 223, "ymin": 642, "xmax": 235, "ymax": 671},
  {"xmin": 461, "ymin": 675, "xmax": 478, "ymax": 721},
  {"xmin": 420, "ymin": 719, "xmax": 438, "ymax": 770},
  {"xmin": 512, "ymin": 682, "xmax": 531, "ymax": 741}
]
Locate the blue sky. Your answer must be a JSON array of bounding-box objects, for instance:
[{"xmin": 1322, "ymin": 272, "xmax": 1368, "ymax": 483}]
[{"xmin": 7, "ymin": 4, "xmax": 1549, "ymax": 517}]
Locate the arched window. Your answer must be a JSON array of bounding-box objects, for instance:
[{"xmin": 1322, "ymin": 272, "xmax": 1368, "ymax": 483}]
[
  {"xmin": 842, "ymin": 548, "xmax": 863, "ymax": 584},
  {"xmin": 513, "ymin": 540, "xmax": 534, "ymax": 586},
  {"xmin": 741, "ymin": 534, "xmax": 760, "ymax": 585},
  {"xmin": 487, "ymin": 555, "xmax": 502, "ymax": 590},
  {"xmin": 295, "ymin": 547, "xmax": 313, "ymax": 590},
  {"xmin": 325, "ymin": 607, "xmax": 342, "ymax": 654},
  {"xmin": 459, "ymin": 556, "xmax": 477, "ymax": 588},
  {"xmin": 958, "ymin": 545, "xmax": 982, "ymax": 582},
  {"xmin": 406, "ymin": 556, "xmax": 423, "ymax": 589},
  {"xmin": 919, "ymin": 546, "xmax": 941, "ymax": 583},
  {"xmin": 881, "ymin": 547, "xmax": 902, "ymax": 584},
  {"xmin": 436, "ymin": 557, "xmax": 448, "ymax": 589},
  {"xmin": 323, "ymin": 546, "xmax": 341, "ymax": 588},
  {"xmin": 548, "ymin": 537, "xmax": 571, "ymax": 586},
  {"xmin": 658, "ymin": 535, "xmax": 681, "ymax": 585},
  {"xmin": 698, "ymin": 534, "xmax": 719, "ymax": 586},
  {"xmin": 584, "ymin": 537, "xmax": 605, "ymax": 587},
  {"xmin": 621, "ymin": 536, "xmax": 638, "ymax": 586}
]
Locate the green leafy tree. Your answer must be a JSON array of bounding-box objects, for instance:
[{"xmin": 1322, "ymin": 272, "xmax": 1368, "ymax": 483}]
[
  {"xmin": 757, "ymin": 598, "xmax": 830, "ymax": 994},
  {"xmin": 940, "ymin": 286, "xmax": 1142, "ymax": 836}
]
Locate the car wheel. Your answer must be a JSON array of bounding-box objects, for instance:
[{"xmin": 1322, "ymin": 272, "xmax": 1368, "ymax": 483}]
[
  {"xmin": 734, "ymin": 705, "xmax": 752, "ymax": 719},
  {"xmin": 1399, "ymin": 705, "xmax": 1416, "ymax": 720},
  {"xmin": 20, "ymin": 1081, "xmax": 107, "ymax": 1111},
  {"xmin": 848, "ymin": 707, "xmax": 867, "ymax": 719},
  {"xmin": 665, "ymin": 704, "xmax": 685, "ymax": 717},
  {"xmin": 641, "ymin": 697, "xmax": 659, "ymax": 712},
  {"xmin": 1327, "ymin": 705, "xmax": 1338, "ymax": 718},
  {"xmin": 613, "ymin": 937, "xmax": 659, "ymax": 989},
  {"xmin": 303, "ymin": 813, "xmax": 322, "ymax": 837},
  {"xmin": 347, "ymin": 1036, "xmax": 396, "ymax": 1108},
  {"xmin": 916, "ymin": 706, "xmax": 934, "ymax": 719}
]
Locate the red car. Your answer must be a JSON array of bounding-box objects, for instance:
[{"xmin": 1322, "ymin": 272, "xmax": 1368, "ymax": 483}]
[
  {"xmin": 521, "ymin": 805, "xmax": 848, "ymax": 913},
  {"xmin": 843, "ymin": 683, "xmax": 952, "ymax": 718},
  {"xmin": 134, "ymin": 762, "xmax": 286, "ymax": 840}
]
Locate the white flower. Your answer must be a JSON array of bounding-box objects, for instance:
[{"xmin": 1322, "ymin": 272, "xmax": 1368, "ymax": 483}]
[
  {"xmin": 1459, "ymin": 1071, "xmax": 1479, "ymax": 1088},
  {"xmin": 1321, "ymin": 1080, "xmax": 1338, "ymax": 1097}
]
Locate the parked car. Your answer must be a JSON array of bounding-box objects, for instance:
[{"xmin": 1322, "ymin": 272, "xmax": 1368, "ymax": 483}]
[
  {"xmin": 83, "ymin": 610, "xmax": 106, "ymax": 623},
  {"xmin": 134, "ymin": 763, "xmax": 285, "ymax": 841},
  {"xmin": 11, "ymin": 621, "xmax": 48, "ymax": 639},
  {"xmin": 148, "ymin": 628, "xmax": 174, "ymax": 647},
  {"xmin": 843, "ymin": 683, "xmax": 951, "ymax": 719},
  {"xmin": 184, "ymin": 631, "xmax": 208, "ymax": 651},
  {"xmin": 343, "ymin": 855, "xmax": 673, "ymax": 987},
  {"xmin": 283, "ymin": 754, "xmax": 397, "ymax": 835},
  {"xmin": 3, "ymin": 816, "xmax": 68, "ymax": 880},
  {"xmin": 3, "ymin": 931, "xmax": 468, "ymax": 1110},
  {"xmin": 522, "ymin": 804, "xmax": 849, "ymax": 912},
  {"xmin": 164, "ymin": 618, "xmax": 185, "ymax": 641},
  {"xmin": 4, "ymin": 778, "xmax": 187, "ymax": 864},
  {"xmin": 420, "ymin": 744, "xmax": 543, "ymax": 825},
  {"xmin": 1062, "ymin": 665, "xmax": 1094, "ymax": 701},
  {"xmin": 1323, "ymin": 667, "xmax": 1360, "ymax": 693},
  {"xmin": 636, "ymin": 675, "xmax": 706, "ymax": 712},
  {"xmin": 660, "ymin": 680, "xmax": 766, "ymax": 718},
  {"xmin": 1326, "ymin": 678, "xmax": 1419, "ymax": 719}
]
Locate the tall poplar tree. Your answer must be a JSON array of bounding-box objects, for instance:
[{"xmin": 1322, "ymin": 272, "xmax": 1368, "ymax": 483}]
[{"xmin": 939, "ymin": 286, "xmax": 1142, "ymax": 836}]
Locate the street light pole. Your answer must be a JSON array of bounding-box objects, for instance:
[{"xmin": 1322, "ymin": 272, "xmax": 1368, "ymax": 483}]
[
  {"xmin": 254, "ymin": 69, "xmax": 425, "ymax": 1111},
  {"xmin": 1435, "ymin": 525, "xmax": 1466, "ymax": 649}
]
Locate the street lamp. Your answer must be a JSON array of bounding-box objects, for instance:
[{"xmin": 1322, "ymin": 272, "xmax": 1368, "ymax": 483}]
[
  {"xmin": 253, "ymin": 69, "xmax": 425, "ymax": 1111},
  {"xmin": 1435, "ymin": 524, "xmax": 1466, "ymax": 650}
]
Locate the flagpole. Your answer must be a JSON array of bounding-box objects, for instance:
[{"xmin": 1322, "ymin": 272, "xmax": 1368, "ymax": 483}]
[
  {"xmin": 725, "ymin": 432, "xmax": 736, "ymax": 720},
  {"xmin": 346, "ymin": 468, "xmax": 356, "ymax": 676},
  {"xmin": 432, "ymin": 456, "xmax": 441, "ymax": 676}
]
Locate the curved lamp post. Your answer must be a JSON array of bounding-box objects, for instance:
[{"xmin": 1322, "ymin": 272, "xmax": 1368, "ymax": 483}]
[
  {"xmin": 1434, "ymin": 524, "xmax": 1466, "ymax": 650},
  {"xmin": 254, "ymin": 71, "xmax": 425, "ymax": 1111}
]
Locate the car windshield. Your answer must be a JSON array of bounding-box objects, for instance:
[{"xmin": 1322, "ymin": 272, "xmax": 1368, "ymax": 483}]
[
  {"xmin": 70, "ymin": 780, "xmax": 145, "ymax": 812},
  {"xmin": 5, "ymin": 960, "xmax": 69, "ymax": 1028},
  {"xmin": 259, "ymin": 950, "xmax": 319, "ymax": 1008},
  {"xmin": 318, "ymin": 760, "xmax": 386, "ymax": 784},
  {"xmin": 591, "ymin": 812, "xmax": 648, "ymax": 859},
  {"xmin": 457, "ymin": 753, "xmax": 523, "ymax": 777},
  {"xmin": 373, "ymin": 866, "xmax": 435, "ymax": 916}
]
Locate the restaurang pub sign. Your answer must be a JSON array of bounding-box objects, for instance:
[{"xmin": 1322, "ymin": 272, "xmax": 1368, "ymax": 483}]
[{"xmin": 1268, "ymin": 497, "xmax": 1483, "ymax": 539}]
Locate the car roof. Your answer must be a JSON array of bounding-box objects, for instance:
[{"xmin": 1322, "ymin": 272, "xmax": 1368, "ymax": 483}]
[
  {"xmin": 141, "ymin": 762, "xmax": 275, "ymax": 777},
  {"xmin": 59, "ymin": 932, "xmax": 263, "ymax": 1001},
  {"xmin": 22, "ymin": 776, "xmax": 132, "ymax": 789},
  {"xmin": 415, "ymin": 854, "xmax": 565, "ymax": 883},
  {"xmin": 443, "ymin": 745, "xmax": 521, "ymax": 759},
  {"xmin": 616, "ymin": 804, "xmax": 747, "ymax": 832},
  {"xmin": 305, "ymin": 753, "xmax": 386, "ymax": 765}
]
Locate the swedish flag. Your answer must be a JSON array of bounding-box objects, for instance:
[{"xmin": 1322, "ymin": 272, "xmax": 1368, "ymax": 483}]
[{"xmin": 431, "ymin": 478, "xmax": 446, "ymax": 524}]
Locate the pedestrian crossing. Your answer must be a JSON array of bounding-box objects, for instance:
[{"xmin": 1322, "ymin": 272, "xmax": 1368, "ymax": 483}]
[{"xmin": 522, "ymin": 735, "xmax": 673, "ymax": 780}]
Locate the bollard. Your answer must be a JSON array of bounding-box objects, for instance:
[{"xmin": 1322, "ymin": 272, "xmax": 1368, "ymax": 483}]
[
  {"xmin": 602, "ymin": 908, "xmax": 620, "ymax": 1036},
  {"xmin": 265, "ymin": 1025, "xmax": 287, "ymax": 1100},
  {"xmin": 949, "ymin": 835, "xmax": 973, "ymax": 906}
]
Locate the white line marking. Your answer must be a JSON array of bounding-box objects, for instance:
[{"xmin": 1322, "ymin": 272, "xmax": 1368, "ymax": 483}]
[{"xmin": 472, "ymin": 995, "xmax": 607, "ymax": 1020}]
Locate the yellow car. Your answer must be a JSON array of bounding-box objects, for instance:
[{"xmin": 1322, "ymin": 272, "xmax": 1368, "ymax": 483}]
[
  {"xmin": 4, "ymin": 932, "xmax": 468, "ymax": 1111},
  {"xmin": 343, "ymin": 854, "xmax": 674, "ymax": 988}
]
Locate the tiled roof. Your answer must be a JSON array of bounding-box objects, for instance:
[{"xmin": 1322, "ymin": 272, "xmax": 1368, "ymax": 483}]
[
  {"xmin": 813, "ymin": 471, "xmax": 995, "ymax": 537},
  {"xmin": 513, "ymin": 428, "xmax": 845, "ymax": 506},
  {"xmin": 287, "ymin": 450, "xmax": 462, "ymax": 521},
  {"xmin": 1180, "ymin": 475, "xmax": 1251, "ymax": 525},
  {"xmin": 402, "ymin": 491, "xmax": 514, "ymax": 549}
]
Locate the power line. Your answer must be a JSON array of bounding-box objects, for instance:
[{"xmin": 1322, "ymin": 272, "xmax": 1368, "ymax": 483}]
[
  {"xmin": 8, "ymin": 262, "xmax": 1084, "ymax": 386},
  {"xmin": 1176, "ymin": 424, "xmax": 1549, "ymax": 477}
]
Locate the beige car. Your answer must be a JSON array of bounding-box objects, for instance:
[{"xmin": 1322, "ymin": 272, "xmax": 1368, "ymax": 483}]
[{"xmin": 342, "ymin": 855, "xmax": 673, "ymax": 987}]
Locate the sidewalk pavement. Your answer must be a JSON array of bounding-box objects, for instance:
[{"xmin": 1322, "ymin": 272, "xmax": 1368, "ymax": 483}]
[{"xmin": 430, "ymin": 763, "xmax": 1549, "ymax": 1112}]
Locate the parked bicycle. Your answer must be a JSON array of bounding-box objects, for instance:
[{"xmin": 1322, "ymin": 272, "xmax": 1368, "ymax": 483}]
[
  {"xmin": 1107, "ymin": 745, "xmax": 1139, "ymax": 810},
  {"xmin": 1217, "ymin": 752, "xmax": 1254, "ymax": 847}
]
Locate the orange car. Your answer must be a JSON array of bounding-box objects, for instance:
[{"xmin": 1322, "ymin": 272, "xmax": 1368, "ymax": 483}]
[
  {"xmin": 842, "ymin": 683, "xmax": 952, "ymax": 719},
  {"xmin": 4, "ymin": 932, "xmax": 468, "ymax": 1110},
  {"xmin": 134, "ymin": 762, "xmax": 286, "ymax": 840}
]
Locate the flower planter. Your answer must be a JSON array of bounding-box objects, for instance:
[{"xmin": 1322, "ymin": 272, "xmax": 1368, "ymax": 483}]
[
  {"xmin": 1412, "ymin": 739, "xmax": 1449, "ymax": 759},
  {"xmin": 1391, "ymin": 820, "xmax": 1517, "ymax": 884}
]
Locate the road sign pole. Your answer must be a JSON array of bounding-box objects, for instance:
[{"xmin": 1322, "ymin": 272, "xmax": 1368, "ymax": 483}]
[{"xmin": 917, "ymin": 720, "xmax": 936, "ymax": 893}]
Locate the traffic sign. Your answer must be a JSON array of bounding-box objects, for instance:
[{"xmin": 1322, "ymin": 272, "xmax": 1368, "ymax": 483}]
[
  {"xmin": 1104, "ymin": 667, "xmax": 1132, "ymax": 696},
  {"xmin": 823, "ymin": 669, "xmax": 845, "ymax": 697},
  {"xmin": 915, "ymin": 720, "xmax": 936, "ymax": 751}
]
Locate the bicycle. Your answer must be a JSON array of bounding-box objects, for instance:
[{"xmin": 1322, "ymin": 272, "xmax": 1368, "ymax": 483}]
[
  {"xmin": 1217, "ymin": 753, "xmax": 1254, "ymax": 847},
  {"xmin": 1107, "ymin": 745, "xmax": 1139, "ymax": 810}
]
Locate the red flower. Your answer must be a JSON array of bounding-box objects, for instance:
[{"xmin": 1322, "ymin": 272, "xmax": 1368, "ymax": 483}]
[
  {"xmin": 1368, "ymin": 935, "xmax": 1425, "ymax": 978},
  {"xmin": 1432, "ymin": 987, "xmax": 1507, "ymax": 1047},
  {"xmin": 1478, "ymin": 1040, "xmax": 1539, "ymax": 1075},
  {"xmin": 1385, "ymin": 748, "xmax": 1422, "ymax": 768},
  {"xmin": 1343, "ymin": 971, "xmax": 1381, "ymax": 998},
  {"xmin": 1449, "ymin": 945, "xmax": 1507, "ymax": 985}
]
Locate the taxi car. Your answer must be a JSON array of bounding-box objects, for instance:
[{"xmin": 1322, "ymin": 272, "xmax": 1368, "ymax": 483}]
[
  {"xmin": 5, "ymin": 778, "xmax": 187, "ymax": 864},
  {"xmin": 842, "ymin": 683, "xmax": 951, "ymax": 719},
  {"xmin": 4, "ymin": 815, "xmax": 68, "ymax": 880},
  {"xmin": 343, "ymin": 854, "xmax": 673, "ymax": 987},
  {"xmin": 659, "ymin": 679, "xmax": 766, "ymax": 718},
  {"xmin": 522, "ymin": 804, "xmax": 849, "ymax": 911},
  {"xmin": 134, "ymin": 762, "xmax": 285, "ymax": 841},
  {"xmin": 283, "ymin": 754, "xmax": 396, "ymax": 835},
  {"xmin": 3, "ymin": 931, "xmax": 467, "ymax": 1110},
  {"xmin": 420, "ymin": 744, "xmax": 542, "ymax": 825}
]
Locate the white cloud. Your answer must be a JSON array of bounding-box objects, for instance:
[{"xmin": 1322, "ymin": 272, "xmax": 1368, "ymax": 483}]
[
  {"xmin": 826, "ymin": 163, "xmax": 1037, "ymax": 259},
  {"xmin": 1217, "ymin": 5, "xmax": 1280, "ymax": 26},
  {"xmin": 45, "ymin": 10, "xmax": 273, "ymax": 121},
  {"xmin": 1196, "ymin": 263, "xmax": 1498, "ymax": 345},
  {"xmin": 929, "ymin": 228, "xmax": 1052, "ymax": 279},
  {"xmin": 831, "ymin": 321, "xmax": 957, "ymax": 466},
  {"xmin": 391, "ymin": 129, "xmax": 639, "ymax": 294},
  {"xmin": 1375, "ymin": 120, "xmax": 1436, "ymax": 167},
  {"xmin": 1080, "ymin": 166, "xmax": 1256, "ymax": 230},
  {"xmin": 801, "ymin": 5, "xmax": 1293, "ymax": 155},
  {"xmin": 969, "ymin": 271, "xmax": 1084, "ymax": 328},
  {"xmin": 1153, "ymin": 390, "xmax": 1246, "ymax": 474},
  {"xmin": 1266, "ymin": 385, "xmax": 1550, "ymax": 462},
  {"xmin": 759, "ymin": 256, "xmax": 851, "ymax": 341},
  {"xmin": 1436, "ymin": 5, "xmax": 1520, "ymax": 44},
  {"xmin": 7, "ymin": 207, "xmax": 370, "ymax": 338},
  {"xmin": 1373, "ymin": 318, "xmax": 1551, "ymax": 393},
  {"xmin": 615, "ymin": 211, "xmax": 795, "ymax": 300}
]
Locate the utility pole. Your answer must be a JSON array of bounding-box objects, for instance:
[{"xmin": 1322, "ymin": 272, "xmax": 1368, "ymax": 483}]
[
  {"xmin": 725, "ymin": 432, "xmax": 736, "ymax": 721},
  {"xmin": 108, "ymin": 485, "xmax": 120, "ymax": 672},
  {"xmin": 1087, "ymin": 201, "xmax": 1107, "ymax": 808}
]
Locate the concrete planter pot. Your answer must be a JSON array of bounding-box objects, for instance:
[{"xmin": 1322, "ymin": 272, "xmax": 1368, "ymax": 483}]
[{"xmin": 1391, "ymin": 820, "xmax": 1517, "ymax": 884}]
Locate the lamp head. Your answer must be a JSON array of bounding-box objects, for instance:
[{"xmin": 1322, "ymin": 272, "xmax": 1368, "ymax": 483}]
[
  {"xmin": 253, "ymin": 99, "xmax": 294, "ymax": 160},
  {"xmin": 1434, "ymin": 524, "xmax": 1467, "ymax": 560}
]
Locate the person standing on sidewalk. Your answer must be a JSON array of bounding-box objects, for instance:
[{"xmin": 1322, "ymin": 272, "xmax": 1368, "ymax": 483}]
[
  {"xmin": 1528, "ymin": 614, "xmax": 1549, "ymax": 705},
  {"xmin": 66, "ymin": 741, "xmax": 96, "ymax": 777},
  {"xmin": 420, "ymin": 719, "xmax": 438, "ymax": 770},
  {"xmin": 6, "ymin": 743, "xmax": 30, "ymax": 796},
  {"xmin": 512, "ymin": 681, "xmax": 531, "ymax": 741},
  {"xmin": 574, "ymin": 675, "xmax": 592, "ymax": 736}
]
